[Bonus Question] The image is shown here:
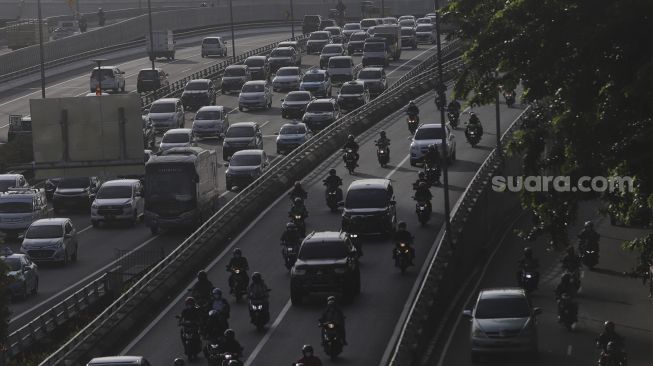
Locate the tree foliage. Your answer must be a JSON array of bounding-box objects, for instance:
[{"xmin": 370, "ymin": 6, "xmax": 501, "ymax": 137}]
[{"xmin": 445, "ymin": 0, "xmax": 652, "ymax": 247}]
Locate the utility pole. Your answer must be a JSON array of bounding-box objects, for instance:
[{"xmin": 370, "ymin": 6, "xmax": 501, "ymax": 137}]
[
  {"xmin": 229, "ymin": 0, "xmax": 236, "ymax": 62},
  {"xmin": 290, "ymin": 0, "xmax": 295, "ymax": 39},
  {"xmin": 147, "ymin": 0, "xmax": 155, "ymax": 70},
  {"xmin": 37, "ymin": 0, "xmax": 46, "ymax": 98}
]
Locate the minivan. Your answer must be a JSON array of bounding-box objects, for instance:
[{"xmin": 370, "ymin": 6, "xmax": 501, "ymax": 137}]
[
  {"xmin": 327, "ymin": 56, "xmax": 355, "ymax": 85},
  {"xmin": 146, "ymin": 98, "xmax": 185, "ymax": 133},
  {"xmin": 192, "ymin": 106, "xmax": 229, "ymax": 139},
  {"xmin": 21, "ymin": 218, "xmax": 79, "ymax": 265},
  {"xmin": 302, "ymin": 15, "xmax": 322, "ymax": 34},
  {"xmin": 201, "ymin": 36, "xmax": 228, "ymax": 57},
  {"xmin": 91, "ymin": 179, "xmax": 144, "ymax": 227},
  {"xmin": 89, "ymin": 66, "xmax": 125, "ymax": 93},
  {"xmin": 136, "ymin": 68, "xmax": 169, "ymax": 93},
  {"xmin": 52, "ymin": 177, "xmax": 102, "ymax": 213},
  {"xmin": 362, "ymin": 38, "xmax": 390, "ymax": 67},
  {"xmin": 341, "ymin": 178, "xmax": 397, "ymax": 236},
  {"xmin": 0, "ymin": 188, "xmax": 49, "ymax": 238}
]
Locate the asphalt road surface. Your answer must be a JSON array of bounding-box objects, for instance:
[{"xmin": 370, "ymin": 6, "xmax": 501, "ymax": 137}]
[
  {"xmin": 119, "ymin": 84, "xmax": 527, "ymax": 364},
  {"xmin": 436, "ymin": 202, "xmax": 653, "ymax": 366}
]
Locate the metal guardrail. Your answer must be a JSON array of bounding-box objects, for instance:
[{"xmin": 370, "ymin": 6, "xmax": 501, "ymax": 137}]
[
  {"xmin": 6, "ymin": 274, "xmax": 109, "ymax": 359},
  {"xmin": 38, "ymin": 40, "xmax": 463, "ymax": 366},
  {"xmin": 386, "ymin": 104, "xmax": 534, "ymax": 366}
]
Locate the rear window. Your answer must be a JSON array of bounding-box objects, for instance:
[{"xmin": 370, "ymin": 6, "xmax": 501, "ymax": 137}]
[
  {"xmin": 202, "ymin": 38, "xmax": 220, "ymax": 44},
  {"xmin": 299, "ymin": 240, "xmax": 347, "ymax": 260},
  {"xmin": 310, "ymin": 32, "xmax": 329, "ymax": 40},
  {"xmin": 344, "ymin": 24, "xmax": 361, "ymax": 30},
  {"xmin": 138, "ymin": 70, "xmax": 159, "ymax": 80},
  {"xmin": 91, "ymin": 69, "xmax": 114, "ymax": 79},
  {"xmin": 25, "ymin": 224, "xmax": 63, "ymax": 239},
  {"xmin": 195, "ymin": 110, "xmax": 221, "ymax": 120},
  {"xmin": 271, "ymin": 49, "xmax": 293, "ymax": 57},
  {"xmin": 304, "ymin": 15, "xmax": 320, "ymax": 24},
  {"xmin": 285, "ymin": 92, "xmax": 310, "ymax": 101},
  {"xmin": 241, "ymin": 83, "xmax": 265, "ymax": 93},
  {"xmin": 162, "ymin": 132, "xmax": 190, "ymax": 143},
  {"xmin": 415, "ymin": 127, "xmax": 445, "ymax": 140},
  {"xmin": 306, "ymin": 102, "xmax": 334, "ymax": 112},
  {"xmin": 326, "ymin": 28, "xmax": 341, "ymax": 35},
  {"xmin": 360, "ymin": 19, "xmax": 377, "ymax": 28},
  {"xmin": 416, "ymin": 25, "xmax": 433, "ymax": 32},
  {"xmin": 322, "ymin": 45, "xmax": 343, "ymax": 53},
  {"xmin": 357, "ymin": 70, "xmax": 382, "ymax": 79},
  {"xmin": 345, "ymin": 188, "xmax": 387, "ymax": 209},
  {"xmin": 475, "ymin": 297, "xmax": 531, "ymax": 319},
  {"xmin": 226, "ymin": 126, "xmax": 254, "ymax": 138},
  {"xmin": 364, "ymin": 42, "xmax": 385, "ymax": 52},
  {"xmin": 185, "ymin": 81, "xmax": 208, "ymax": 91},
  {"xmin": 340, "ymin": 83, "xmax": 364, "ymax": 94},
  {"xmin": 149, "ymin": 102, "xmax": 176, "ymax": 113},
  {"xmin": 399, "ymin": 20, "xmax": 415, "ymax": 27},
  {"xmin": 245, "ymin": 58, "xmax": 265, "ymax": 67},
  {"xmin": 58, "ymin": 177, "xmax": 90, "ymax": 189},
  {"xmin": 277, "ymin": 68, "xmax": 299, "ymax": 76},
  {"xmin": 329, "ymin": 58, "xmax": 352, "ymax": 68},
  {"xmin": 224, "ymin": 68, "xmax": 246, "ymax": 77},
  {"xmin": 349, "ymin": 33, "xmax": 367, "ymax": 41}
]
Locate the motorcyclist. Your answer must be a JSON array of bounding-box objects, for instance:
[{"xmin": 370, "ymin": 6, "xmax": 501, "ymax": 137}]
[
  {"xmin": 598, "ymin": 341, "xmax": 626, "ymax": 366},
  {"xmin": 78, "ymin": 14, "xmax": 88, "ymax": 32},
  {"xmin": 210, "ymin": 288, "xmax": 230, "ymax": 320},
  {"xmin": 297, "ymin": 344, "xmax": 323, "ymax": 366},
  {"xmin": 323, "ymin": 169, "xmax": 342, "ymax": 189},
  {"xmin": 556, "ymin": 292, "xmax": 578, "ymax": 326},
  {"xmin": 413, "ymin": 182, "xmax": 432, "ymax": 212},
  {"xmin": 192, "ymin": 270, "xmax": 214, "ymax": 305},
  {"xmin": 516, "ymin": 247, "xmax": 540, "ymax": 288},
  {"xmin": 281, "ymin": 222, "xmax": 302, "ymax": 247},
  {"xmin": 447, "ymin": 100, "xmax": 461, "ymax": 115},
  {"xmin": 290, "ymin": 181, "xmax": 308, "ymax": 201},
  {"xmin": 596, "ymin": 321, "xmax": 625, "ymax": 352},
  {"xmin": 173, "ymin": 358, "xmax": 185, "ymax": 366},
  {"xmin": 226, "ymin": 248, "xmax": 250, "ymax": 293},
  {"xmin": 406, "ymin": 100, "xmax": 420, "ymax": 122},
  {"xmin": 412, "ymin": 171, "xmax": 429, "ymax": 190},
  {"xmin": 578, "ymin": 220, "xmax": 600, "ymax": 252},
  {"xmin": 343, "ymin": 134, "xmax": 359, "ymax": 165},
  {"xmin": 393, "ymin": 221, "xmax": 415, "ymax": 265},
  {"xmin": 97, "ymin": 7, "xmax": 106, "ymax": 26},
  {"xmin": 205, "ymin": 309, "xmax": 229, "ymax": 341},
  {"xmin": 555, "ymin": 273, "xmax": 576, "ymax": 300},
  {"xmin": 319, "ymin": 296, "xmax": 347, "ymax": 345},
  {"xmin": 376, "ymin": 131, "xmax": 391, "ymax": 150},
  {"xmin": 561, "ymin": 246, "xmax": 582, "ymax": 272},
  {"xmin": 423, "ymin": 144, "xmax": 441, "ymax": 169},
  {"xmin": 335, "ymin": 0, "xmax": 346, "ymax": 25},
  {"xmin": 465, "ymin": 112, "xmax": 483, "ymax": 139},
  {"xmin": 248, "ymin": 272, "xmax": 270, "ymax": 317},
  {"xmin": 178, "ymin": 297, "xmax": 202, "ymax": 326},
  {"xmin": 217, "ymin": 329, "xmax": 244, "ymax": 358},
  {"xmin": 290, "ymin": 196, "xmax": 309, "ymax": 219}
]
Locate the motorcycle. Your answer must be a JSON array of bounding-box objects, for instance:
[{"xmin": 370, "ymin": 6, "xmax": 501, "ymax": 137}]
[
  {"xmin": 465, "ymin": 123, "xmax": 482, "ymax": 147},
  {"xmin": 504, "ymin": 91, "xmax": 515, "ymax": 108},
  {"xmin": 281, "ymin": 242, "xmax": 299, "ymax": 269},
  {"xmin": 407, "ymin": 114, "xmax": 419, "ymax": 134},
  {"xmin": 376, "ymin": 143, "xmax": 390, "ymax": 167},
  {"xmin": 348, "ymin": 233, "xmax": 363, "ymax": 257},
  {"xmin": 220, "ymin": 352, "xmax": 243, "ymax": 366},
  {"xmin": 424, "ymin": 165, "xmax": 441, "ymax": 186},
  {"xmin": 598, "ymin": 350, "xmax": 628, "ymax": 366},
  {"xmin": 518, "ymin": 269, "xmax": 538, "ymax": 293},
  {"xmin": 447, "ymin": 110, "xmax": 460, "ymax": 129},
  {"xmin": 414, "ymin": 200, "xmax": 431, "ymax": 226},
  {"xmin": 557, "ymin": 296, "xmax": 577, "ymax": 331},
  {"xmin": 249, "ymin": 297, "xmax": 270, "ymax": 331},
  {"xmin": 343, "ymin": 148, "xmax": 357, "ymax": 174},
  {"xmin": 581, "ymin": 246, "xmax": 599, "ymax": 269},
  {"xmin": 290, "ymin": 210, "xmax": 306, "ymax": 236},
  {"xmin": 323, "ymin": 181, "xmax": 342, "ymax": 212},
  {"xmin": 567, "ymin": 268, "xmax": 582, "ymax": 292},
  {"xmin": 320, "ymin": 321, "xmax": 344, "ymax": 360},
  {"xmin": 203, "ymin": 341, "xmax": 222, "ymax": 366},
  {"xmin": 177, "ymin": 319, "xmax": 202, "ymax": 361},
  {"xmin": 227, "ymin": 266, "xmax": 248, "ymax": 302},
  {"xmin": 394, "ymin": 242, "xmax": 411, "ymax": 274}
]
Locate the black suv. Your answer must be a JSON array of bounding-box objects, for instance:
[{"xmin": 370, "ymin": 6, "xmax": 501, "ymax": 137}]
[
  {"xmin": 337, "ymin": 80, "xmax": 370, "ymax": 111},
  {"xmin": 341, "ymin": 179, "xmax": 397, "ymax": 236},
  {"xmin": 180, "ymin": 79, "xmax": 216, "ymax": 110},
  {"xmin": 290, "ymin": 231, "xmax": 360, "ymax": 305},
  {"xmin": 136, "ymin": 68, "xmax": 170, "ymax": 93},
  {"xmin": 302, "ymin": 14, "xmax": 321, "ymax": 34},
  {"xmin": 52, "ymin": 176, "xmax": 102, "ymax": 213}
]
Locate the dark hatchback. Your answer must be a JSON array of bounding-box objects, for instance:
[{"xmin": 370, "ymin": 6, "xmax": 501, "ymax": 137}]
[
  {"xmin": 341, "ymin": 179, "xmax": 397, "ymax": 236},
  {"xmin": 180, "ymin": 79, "xmax": 216, "ymax": 110},
  {"xmin": 52, "ymin": 177, "xmax": 101, "ymax": 213},
  {"xmin": 136, "ymin": 68, "xmax": 169, "ymax": 94}
]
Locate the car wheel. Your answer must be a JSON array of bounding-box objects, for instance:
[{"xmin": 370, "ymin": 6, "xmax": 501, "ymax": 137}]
[
  {"xmin": 31, "ymin": 279, "xmax": 38, "ymax": 295},
  {"xmin": 130, "ymin": 212, "xmax": 138, "ymax": 226},
  {"xmin": 121, "ymin": 83, "xmax": 125, "ymax": 92},
  {"xmin": 290, "ymin": 286, "xmax": 303, "ymax": 306},
  {"xmin": 452, "ymin": 147, "xmax": 457, "ymax": 161},
  {"xmin": 410, "ymin": 159, "xmax": 417, "ymax": 167},
  {"xmin": 267, "ymin": 99, "xmax": 272, "ymax": 109}
]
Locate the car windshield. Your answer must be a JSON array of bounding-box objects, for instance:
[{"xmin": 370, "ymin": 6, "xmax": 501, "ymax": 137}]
[
  {"xmin": 340, "ymin": 84, "xmax": 364, "ymax": 94},
  {"xmin": 399, "ymin": 20, "xmax": 415, "ymax": 27},
  {"xmin": 302, "ymin": 73, "xmax": 325, "ymax": 82},
  {"xmin": 138, "ymin": 70, "xmax": 159, "ymax": 80},
  {"xmin": 401, "ymin": 29, "xmax": 414, "ymax": 36},
  {"xmin": 271, "ymin": 49, "xmax": 293, "ymax": 57},
  {"xmin": 245, "ymin": 58, "xmax": 265, "ymax": 67},
  {"xmin": 25, "ymin": 224, "xmax": 63, "ymax": 239},
  {"xmin": 0, "ymin": 201, "xmax": 32, "ymax": 213},
  {"xmin": 280, "ymin": 125, "xmax": 306, "ymax": 134},
  {"xmin": 145, "ymin": 166, "xmax": 196, "ymax": 204},
  {"xmin": 162, "ymin": 132, "xmax": 190, "ymax": 143},
  {"xmin": 241, "ymin": 84, "xmax": 265, "ymax": 92},
  {"xmin": 306, "ymin": 102, "xmax": 333, "ymax": 112},
  {"xmin": 2, "ymin": 258, "xmax": 21, "ymax": 271},
  {"xmin": 224, "ymin": 68, "xmax": 246, "ymax": 77},
  {"xmin": 361, "ymin": 19, "xmax": 377, "ymax": 27},
  {"xmin": 475, "ymin": 297, "xmax": 531, "ymax": 319},
  {"xmin": 350, "ymin": 33, "xmax": 367, "ymax": 41},
  {"xmin": 230, "ymin": 154, "xmax": 261, "ymax": 167},
  {"xmin": 58, "ymin": 177, "xmax": 90, "ymax": 189},
  {"xmin": 329, "ymin": 58, "xmax": 351, "ymax": 68},
  {"xmin": 358, "ymin": 70, "xmax": 382, "ymax": 79},
  {"xmin": 226, "ymin": 126, "xmax": 254, "ymax": 138},
  {"xmin": 345, "ymin": 188, "xmax": 387, "ymax": 209},
  {"xmin": 149, "ymin": 102, "xmax": 176, "ymax": 113},
  {"xmin": 322, "ymin": 45, "xmax": 342, "ymax": 53},
  {"xmin": 185, "ymin": 81, "xmax": 208, "ymax": 91},
  {"xmin": 96, "ymin": 185, "xmax": 132, "ymax": 199},
  {"xmin": 90, "ymin": 69, "xmax": 114, "ymax": 79},
  {"xmin": 310, "ymin": 32, "xmax": 329, "ymax": 40},
  {"xmin": 344, "ymin": 24, "xmax": 360, "ymax": 30},
  {"xmin": 417, "ymin": 18, "xmax": 431, "ymax": 24},
  {"xmin": 285, "ymin": 92, "xmax": 310, "ymax": 101},
  {"xmin": 195, "ymin": 110, "xmax": 221, "ymax": 120},
  {"xmin": 364, "ymin": 42, "xmax": 385, "ymax": 51},
  {"xmin": 203, "ymin": 38, "xmax": 220, "ymax": 44},
  {"xmin": 0, "ymin": 180, "xmax": 14, "ymax": 192},
  {"xmin": 416, "ymin": 25, "xmax": 433, "ymax": 32},
  {"xmin": 415, "ymin": 127, "xmax": 445, "ymax": 140},
  {"xmin": 326, "ymin": 28, "xmax": 341, "ymax": 35},
  {"xmin": 277, "ymin": 68, "xmax": 299, "ymax": 76},
  {"xmin": 299, "ymin": 241, "xmax": 348, "ymax": 260}
]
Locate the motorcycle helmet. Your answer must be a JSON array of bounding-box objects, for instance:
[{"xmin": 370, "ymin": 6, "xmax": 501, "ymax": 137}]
[
  {"xmin": 606, "ymin": 341, "xmax": 616, "ymax": 352},
  {"xmin": 409, "ymin": 100, "xmax": 415, "ymax": 105},
  {"xmin": 419, "ymin": 182, "xmax": 428, "ymax": 189},
  {"xmin": 327, "ymin": 295, "xmax": 336, "ymax": 305},
  {"xmin": 398, "ymin": 221, "xmax": 407, "ymax": 230},
  {"xmin": 286, "ymin": 222, "xmax": 297, "ymax": 230},
  {"xmin": 212, "ymin": 288, "xmax": 222, "ymax": 298},
  {"xmin": 294, "ymin": 181, "xmax": 302, "ymax": 189},
  {"xmin": 329, "ymin": 168, "xmax": 337, "ymax": 176},
  {"xmin": 224, "ymin": 328, "xmax": 235, "ymax": 339},
  {"xmin": 560, "ymin": 292, "xmax": 571, "ymax": 301},
  {"xmin": 173, "ymin": 358, "xmax": 185, "ymax": 366},
  {"xmin": 185, "ymin": 297, "xmax": 196, "ymax": 306},
  {"xmin": 252, "ymin": 272, "xmax": 262, "ymax": 283},
  {"xmin": 208, "ymin": 309, "xmax": 218, "ymax": 317},
  {"xmin": 227, "ymin": 361, "xmax": 240, "ymax": 366},
  {"xmin": 584, "ymin": 221, "xmax": 593, "ymax": 228},
  {"xmin": 233, "ymin": 248, "xmax": 242, "ymax": 257},
  {"xmin": 197, "ymin": 270, "xmax": 207, "ymax": 281},
  {"xmin": 418, "ymin": 171, "xmax": 425, "ymax": 179},
  {"xmin": 98, "ymin": 7, "xmax": 103, "ymax": 11},
  {"xmin": 604, "ymin": 320, "xmax": 615, "ymax": 332},
  {"xmin": 347, "ymin": 134, "xmax": 355, "ymax": 141},
  {"xmin": 561, "ymin": 272, "xmax": 571, "ymax": 282},
  {"xmin": 302, "ymin": 344, "xmax": 314, "ymax": 356},
  {"xmin": 293, "ymin": 197, "xmax": 303, "ymax": 205},
  {"xmin": 523, "ymin": 247, "xmax": 533, "ymax": 258},
  {"xmin": 380, "ymin": 131, "xmax": 386, "ymax": 138}
]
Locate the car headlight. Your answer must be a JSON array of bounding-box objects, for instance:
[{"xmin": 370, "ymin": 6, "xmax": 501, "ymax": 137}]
[
  {"xmin": 472, "ymin": 326, "xmax": 486, "ymax": 338},
  {"xmin": 292, "ymin": 268, "xmax": 306, "ymax": 275}
]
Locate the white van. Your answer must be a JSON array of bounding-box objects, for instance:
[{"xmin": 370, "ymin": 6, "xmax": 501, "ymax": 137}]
[
  {"xmin": 201, "ymin": 36, "xmax": 228, "ymax": 57},
  {"xmin": 91, "ymin": 179, "xmax": 144, "ymax": 227},
  {"xmin": 0, "ymin": 188, "xmax": 49, "ymax": 238},
  {"xmin": 327, "ymin": 56, "xmax": 355, "ymax": 85},
  {"xmin": 89, "ymin": 66, "xmax": 126, "ymax": 93}
]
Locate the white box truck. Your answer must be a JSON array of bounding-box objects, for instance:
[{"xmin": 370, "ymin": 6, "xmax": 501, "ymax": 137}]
[
  {"xmin": 146, "ymin": 30, "xmax": 175, "ymax": 60},
  {"xmin": 372, "ymin": 25, "xmax": 402, "ymax": 61}
]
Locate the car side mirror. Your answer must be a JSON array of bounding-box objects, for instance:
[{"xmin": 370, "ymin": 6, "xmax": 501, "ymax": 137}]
[
  {"xmin": 533, "ymin": 307, "xmax": 543, "ymax": 316},
  {"xmin": 274, "ymin": 131, "xmax": 279, "ymax": 135},
  {"xmin": 462, "ymin": 310, "xmax": 472, "ymax": 318},
  {"xmin": 337, "ymin": 201, "xmax": 344, "ymax": 207},
  {"xmin": 89, "ymin": 193, "xmax": 96, "ymax": 200}
]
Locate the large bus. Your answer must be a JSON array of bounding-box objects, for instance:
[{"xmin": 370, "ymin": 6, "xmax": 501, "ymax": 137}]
[{"xmin": 144, "ymin": 147, "xmax": 219, "ymax": 235}]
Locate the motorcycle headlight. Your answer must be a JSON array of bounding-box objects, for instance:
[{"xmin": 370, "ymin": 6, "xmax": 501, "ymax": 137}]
[
  {"xmin": 294, "ymin": 215, "xmax": 302, "ymax": 220},
  {"xmin": 327, "ymin": 323, "xmax": 335, "ymax": 329}
]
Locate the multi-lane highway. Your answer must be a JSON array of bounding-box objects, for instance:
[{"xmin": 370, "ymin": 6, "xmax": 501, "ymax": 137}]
[
  {"xmin": 117, "ymin": 83, "xmax": 526, "ymax": 364},
  {"xmin": 1, "ymin": 30, "xmax": 451, "ymax": 336}
]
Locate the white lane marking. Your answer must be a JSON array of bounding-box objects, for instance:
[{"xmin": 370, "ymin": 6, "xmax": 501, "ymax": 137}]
[
  {"xmin": 581, "ymin": 271, "xmax": 585, "ymax": 279},
  {"xmin": 78, "ymin": 225, "xmax": 92, "ymax": 234},
  {"xmin": 120, "ymin": 187, "xmax": 291, "ymax": 354},
  {"xmin": 386, "ymin": 44, "xmax": 439, "ymax": 77},
  {"xmin": 567, "ymin": 345, "xmax": 573, "ymax": 355},
  {"xmin": 436, "ymin": 213, "xmax": 524, "ymax": 366},
  {"xmin": 244, "ymin": 300, "xmax": 292, "ymax": 366},
  {"xmin": 219, "ymin": 191, "xmax": 231, "ymax": 198},
  {"xmin": 10, "ymin": 234, "xmax": 160, "ymax": 323},
  {"xmin": 259, "ymin": 120, "xmax": 270, "ymax": 128},
  {"xmin": 386, "ymin": 154, "xmax": 410, "ymax": 179}
]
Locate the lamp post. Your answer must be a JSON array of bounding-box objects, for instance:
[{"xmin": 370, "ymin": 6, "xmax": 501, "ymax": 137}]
[
  {"xmin": 147, "ymin": 0, "xmax": 155, "ymax": 70},
  {"xmin": 92, "ymin": 59, "xmax": 107, "ymax": 96},
  {"xmin": 229, "ymin": 0, "xmax": 236, "ymax": 63},
  {"xmin": 381, "ymin": 0, "xmax": 385, "ymax": 17},
  {"xmin": 290, "ymin": 0, "xmax": 295, "ymax": 39},
  {"xmin": 435, "ymin": 2, "xmax": 453, "ymax": 251},
  {"xmin": 37, "ymin": 0, "xmax": 46, "ymax": 98},
  {"xmin": 495, "ymin": 83, "xmax": 502, "ymax": 155}
]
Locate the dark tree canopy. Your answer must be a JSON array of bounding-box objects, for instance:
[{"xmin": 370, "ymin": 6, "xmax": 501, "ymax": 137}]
[{"xmin": 445, "ymin": 0, "xmax": 652, "ymax": 247}]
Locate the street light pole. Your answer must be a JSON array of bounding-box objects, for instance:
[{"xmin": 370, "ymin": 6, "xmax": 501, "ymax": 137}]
[
  {"xmin": 147, "ymin": 0, "xmax": 155, "ymax": 70},
  {"xmin": 92, "ymin": 59, "xmax": 107, "ymax": 96},
  {"xmin": 495, "ymin": 85, "xmax": 502, "ymax": 155},
  {"xmin": 435, "ymin": 2, "xmax": 453, "ymax": 251},
  {"xmin": 381, "ymin": 0, "xmax": 385, "ymax": 17},
  {"xmin": 37, "ymin": 0, "xmax": 46, "ymax": 98},
  {"xmin": 290, "ymin": 0, "xmax": 295, "ymax": 39},
  {"xmin": 229, "ymin": 0, "xmax": 236, "ymax": 63}
]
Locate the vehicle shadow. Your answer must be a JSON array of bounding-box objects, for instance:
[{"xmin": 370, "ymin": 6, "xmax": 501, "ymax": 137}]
[{"xmin": 448, "ymin": 159, "xmax": 482, "ymax": 173}]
